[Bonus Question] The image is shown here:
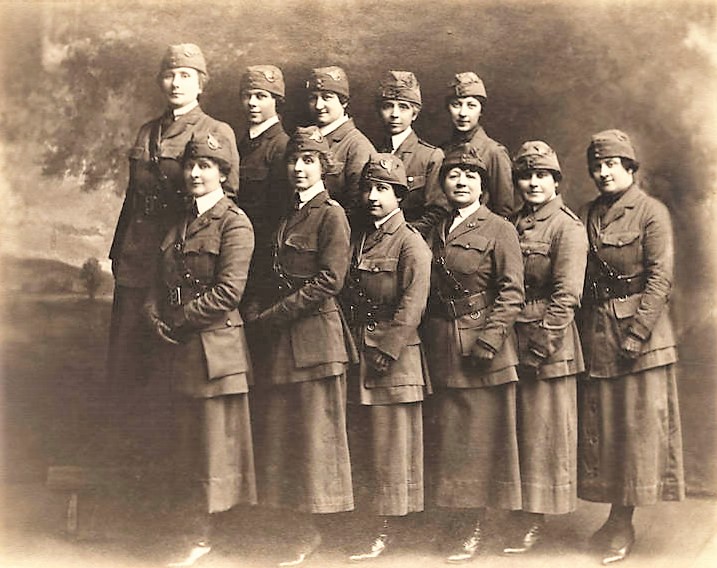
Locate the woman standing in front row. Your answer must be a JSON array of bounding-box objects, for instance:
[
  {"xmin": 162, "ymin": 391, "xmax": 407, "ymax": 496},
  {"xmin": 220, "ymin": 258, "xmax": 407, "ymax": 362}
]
[
  {"xmin": 250, "ymin": 126, "xmax": 355, "ymax": 567},
  {"xmin": 422, "ymin": 143, "xmax": 524, "ymax": 563},
  {"xmin": 144, "ymin": 132, "xmax": 255, "ymax": 567},
  {"xmin": 578, "ymin": 129, "xmax": 684, "ymax": 564},
  {"xmin": 504, "ymin": 141, "xmax": 587, "ymax": 554},
  {"xmin": 342, "ymin": 154, "xmax": 432, "ymax": 561}
]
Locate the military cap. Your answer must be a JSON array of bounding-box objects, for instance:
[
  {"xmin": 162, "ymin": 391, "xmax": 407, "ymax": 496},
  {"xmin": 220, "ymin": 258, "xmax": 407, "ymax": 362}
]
[
  {"xmin": 513, "ymin": 140, "xmax": 561, "ymax": 175},
  {"xmin": 183, "ymin": 131, "xmax": 234, "ymax": 169},
  {"xmin": 240, "ymin": 65, "xmax": 285, "ymax": 98},
  {"xmin": 378, "ymin": 70, "xmax": 422, "ymax": 106},
  {"xmin": 441, "ymin": 143, "xmax": 487, "ymax": 174},
  {"xmin": 447, "ymin": 72, "xmax": 487, "ymax": 101},
  {"xmin": 306, "ymin": 66, "xmax": 350, "ymax": 98},
  {"xmin": 159, "ymin": 43, "xmax": 207, "ymax": 75},
  {"xmin": 286, "ymin": 125, "xmax": 331, "ymax": 155},
  {"xmin": 587, "ymin": 129, "xmax": 639, "ymax": 165},
  {"xmin": 361, "ymin": 153, "xmax": 409, "ymax": 194}
]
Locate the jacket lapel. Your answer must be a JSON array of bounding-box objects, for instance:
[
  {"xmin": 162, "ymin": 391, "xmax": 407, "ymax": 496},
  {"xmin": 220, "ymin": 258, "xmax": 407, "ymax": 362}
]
[
  {"xmin": 446, "ymin": 206, "xmax": 487, "ymax": 243},
  {"xmin": 602, "ymin": 184, "xmax": 640, "ymax": 227},
  {"xmin": 162, "ymin": 106, "xmax": 204, "ymax": 141}
]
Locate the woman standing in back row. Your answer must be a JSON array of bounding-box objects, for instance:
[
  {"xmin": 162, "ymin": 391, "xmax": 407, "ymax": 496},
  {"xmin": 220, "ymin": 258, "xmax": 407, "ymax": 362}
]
[{"xmin": 578, "ymin": 129, "xmax": 684, "ymax": 565}]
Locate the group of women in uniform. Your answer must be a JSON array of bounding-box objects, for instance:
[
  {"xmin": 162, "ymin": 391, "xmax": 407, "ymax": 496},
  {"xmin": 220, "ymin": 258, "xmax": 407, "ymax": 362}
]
[{"xmin": 107, "ymin": 43, "xmax": 685, "ymax": 567}]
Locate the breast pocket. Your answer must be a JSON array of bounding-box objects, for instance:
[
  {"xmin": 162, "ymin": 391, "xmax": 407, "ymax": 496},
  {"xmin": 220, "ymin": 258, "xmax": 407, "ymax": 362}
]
[
  {"xmin": 448, "ymin": 234, "xmax": 491, "ymax": 274},
  {"xmin": 357, "ymin": 257, "xmax": 399, "ymax": 300},
  {"xmin": 600, "ymin": 231, "xmax": 641, "ymax": 273},
  {"xmin": 323, "ymin": 161, "xmax": 346, "ymax": 199},
  {"xmin": 521, "ymin": 240, "xmax": 552, "ymax": 287},
  {"xmin": 282, "ymin": 233, "xmax": 319, "ymax": 277},
  {"xmin": 183, "ymin": 237, "xmax": 221, "ymax": 282},
  {"xmin": 406, "ymin": 174, "xmax": 426, "ymax": 192}
]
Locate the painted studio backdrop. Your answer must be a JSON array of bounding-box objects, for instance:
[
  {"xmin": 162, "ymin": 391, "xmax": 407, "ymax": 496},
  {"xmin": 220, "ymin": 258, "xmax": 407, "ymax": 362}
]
[{"xmin": 1, "ymin": 0, "xmax": 716, "ymax": 496}]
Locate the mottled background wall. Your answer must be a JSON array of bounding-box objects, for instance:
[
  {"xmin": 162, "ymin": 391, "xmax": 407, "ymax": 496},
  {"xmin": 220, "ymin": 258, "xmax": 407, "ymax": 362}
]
[{"xmin": 1, "ymin": 0, "xmax": 715, "ymax": 492}]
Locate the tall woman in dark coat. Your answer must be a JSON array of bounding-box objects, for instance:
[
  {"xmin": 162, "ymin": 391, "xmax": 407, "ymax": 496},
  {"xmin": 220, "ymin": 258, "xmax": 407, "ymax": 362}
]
[
  {"xmin": 504, "ymin": 141, "xmax": 587, "ymax": 554},
  {"xmin": 249, "ymin": 126, "xmax": 355, "ymax": 566},
  {"xmin": 342, "ymin": 154, "xmax": 432, "ymax": 561},
  {"xmin": 144, "ymin": 131, "xmax": 255, "ymax": 567},
  {"xmin": 422, "ymin": 143, "xmax": 524, "ymax": 563},
  {"xmin": 578, "ymin": 129, "xmax": 684, "ymax": 564}
]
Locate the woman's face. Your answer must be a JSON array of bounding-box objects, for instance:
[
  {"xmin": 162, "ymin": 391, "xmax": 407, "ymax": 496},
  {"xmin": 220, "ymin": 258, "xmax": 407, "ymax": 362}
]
[
  {"xmin": 287, "ymin": 151, "xmax": 323, "ymax": 191},
  {"xmin": 380, "ymin": 99, "xmax": 418, "ymax": 135},
  {"xmin": 590, "ymin": 157, "xmax": 634, "ymax": 194},
  {"xmin": 442, "ymin": 166, "xmax": 482, "ymax": 208},
  {"xmin": 362, "ymin": 181, "xmax": 400, "ymax": 219},
  {"xmin": 448, "ymin": 96, "xmax": 482, "ymax": 132},
  {"xmin": 308, "ymin": 91, "xmax": 346, "ymax": 126},
  {"xmin": 184, "ymin": 157, "xmax": 226, "ymax": 197},
  {"xmin": 241, "ymin": 88, "xmax": 277, "ymax": 125},
  {"xmin": 159, "ymin": 67, "xmax": 202, "ymax": 109},
  {"xmin": 516, "ymin": 169, "xmax": 559, "ymax": 206}
]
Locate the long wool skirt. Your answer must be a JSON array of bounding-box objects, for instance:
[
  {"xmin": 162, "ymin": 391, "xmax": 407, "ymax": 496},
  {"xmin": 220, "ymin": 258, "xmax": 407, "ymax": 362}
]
[
  {"xmin": 516, "ymin": 370, "xmax": 577, "ymax": 515},
  {"xmin": 350, "ymin": 403, "xmax": 424, "ymax": 516},
  {"xmin": 172, "ymin": 394, "xmax": 257, "ymax": 514},
  {"xmin": 578, "ymin": 364, "xmax": 685, "ymax": 505},
  {"xmin": 255, "ymin": 375, "xmax": 354, "ymax": 514},
  {"xmin": 426, "ymin": 383, "xmax": 522, "ymax": 510}
]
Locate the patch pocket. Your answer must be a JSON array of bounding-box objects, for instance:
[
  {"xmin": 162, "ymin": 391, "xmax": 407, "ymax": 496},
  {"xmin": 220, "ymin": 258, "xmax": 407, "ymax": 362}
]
[
  {"xmin": 200, "ymin": 325, "xmax": 247, "ymax": 380},
  {"xmin": 406, "ymin": 174, "xmax": 426, "ymax": 191},
  {"xmin": 612, "ymin": 293, "xmax": 641, "ymax": 342},
  {"xmin": 601, "ymin": 231, "xmax": 641, "ymax": 266},
  {"xmin": 456, "ymin": 309, "xmax": 490, "ymax": 356},
  {"xmin": 183, "ymin": 237, "xmax": 221, "ymax": 280},
  {"xmin": 358, "ymin": 257, "xmax": 398, "ymax": 298},
  {"xmin": 449, "ymin": 234, "xmax": 491, "ymax": 274}
]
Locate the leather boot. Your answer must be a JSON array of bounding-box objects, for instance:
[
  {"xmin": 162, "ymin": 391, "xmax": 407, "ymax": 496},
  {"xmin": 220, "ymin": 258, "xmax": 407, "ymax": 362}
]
[
  {"xmin": 278, "ymin": 527, "xmax": 322, "ymax": 567},
  {"xmin": 446, "ymin": 521, "xmax": 482, "ymax": 563},
  {"xmin": 601, "ymin": 524, "xmax": 635, "ymax": 565},
  {"xmin": 348, "ymin": 517, "xmax": 391, "ymax": 561},
  {"xmin": 503, "ymin": 514, "xmax": 544, "ymax": 554}
]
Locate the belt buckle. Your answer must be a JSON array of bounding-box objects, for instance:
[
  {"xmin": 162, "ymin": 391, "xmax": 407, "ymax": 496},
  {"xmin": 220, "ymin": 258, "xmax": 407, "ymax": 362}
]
[
  {"xmin": 168, "ymin": 287, "xmax": 182, "ymax": 306},
  {"xmin": 366, "ymin": 321, "xmax": 376, "ymax": 332},
  {"xmin": 470, "ymin": 310, "xmax": 481, "ymax": 320}
]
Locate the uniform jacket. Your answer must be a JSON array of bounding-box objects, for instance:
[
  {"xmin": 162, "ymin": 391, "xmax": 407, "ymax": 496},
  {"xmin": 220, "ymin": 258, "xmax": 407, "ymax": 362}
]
[
  {"xmin": 256, "ymin": 190, "xmax": 354, "ymax": 382},
  {"xmin": 423, "ymin": 205, "xmax": 524, "ymax": 388},
  {"xmin": 580, "ymin": 183, "xmax": 677, "ymax": 378},
  {"xmin": 443, "ymin": 126, "xmax": 520, "ymax": 218},
  {"xmin": 144, "ymin": 196, "xmax": 254, "ymax": 398},
  {"xmin": 511, "ymin": 195, "xmax": 588, "ymax": 379},
  {"xmin": 344, "ymin": 210, "xmax": 432, "ymax": 400},
  {"xmin": 323, "ymin": 118, "xmax": 376, "ymax": 226},
  {"xmin": 377, "ymin": 131, "xmax": 448, "ymax": 237},
  {"xmin": 110, "ymin": 106, "xmax": 240, "ymax": 288}
]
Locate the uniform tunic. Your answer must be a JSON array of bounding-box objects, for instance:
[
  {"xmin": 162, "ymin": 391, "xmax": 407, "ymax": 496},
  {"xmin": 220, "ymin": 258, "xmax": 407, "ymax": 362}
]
[
  {"xmin": 323, "ymin": 118, "xmax": 376, "ymax": 227},
  {"xmin": 108, "ymin": 106, "xmax": 240, "ymax": 387},
  {"xmin": 442, "ymin": 126, "xmax": 520, "ymax": 218},
  {"xmin": 343, "ymin": 210, "xmax": 432, "ymax": 516},
  {"xmin": 578, "ymin": 183, "xmax": 685, "ymax": 505},
  {"xmin": 145, "ymin": 196, "xmax": 256, "ymax": 514},
  {"xmin": 423, "ymin": 206, "xmax": 524, "ymax": 510},
  {"xmin": 511, "ymin": 195, "xmax": 588, "ymax": 515},
  {"xmin": 377, "ymin": 131, "xmax": 448, "ymax": 237},
  {"xmin": 253, "ymin": 189, "xmax": 355, "ymax": 514}
]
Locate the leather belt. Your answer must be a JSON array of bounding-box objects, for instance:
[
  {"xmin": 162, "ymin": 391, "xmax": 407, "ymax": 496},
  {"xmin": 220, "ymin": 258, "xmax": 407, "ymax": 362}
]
[
  {"xmin": 427, "ymin": 290, "xmax": 493, "ymax": 320},
  {"xmin": 590, "ymin": 274, "xmax": 646, "ymax": 301}
]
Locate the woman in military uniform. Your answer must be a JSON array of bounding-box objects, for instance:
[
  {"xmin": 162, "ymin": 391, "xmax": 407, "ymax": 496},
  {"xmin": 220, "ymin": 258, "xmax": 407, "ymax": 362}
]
[
  {"xmin": 249, "ymin": 126, "xmax": 355, "ymax": 566},
  {"xmin": 143, "ymin": 132, "xmax": 255, "ymax": 567},
  {"xmin": 503, "ymin": 141, "xmax": 588, "ymax": 554},
  {"xmin": 578, "ymin": 130, "xmax": 684, "ymax": 564},
  {"xmin": 441, "ymin": 72, "xmax": 519, "ymax": 218},
  {"xmin": 108, "ymin": 43, "xmax": 239, "ymax": 392},
  {"xmin": 342, "ymin": 154, "xmax": 432, "ymax": 561},
  {"xmin": 374, "ymin": 70, "xmax": 447, "ymax": 238},
  {"xmin": 422, "ymin": 144, "xmax": 524, "ymax": 563}
]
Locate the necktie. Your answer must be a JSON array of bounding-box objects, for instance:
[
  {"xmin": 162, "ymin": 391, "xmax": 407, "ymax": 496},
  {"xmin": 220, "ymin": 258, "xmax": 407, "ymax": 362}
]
[
  {"xmin": 294, "ymin": 193, "xmax": 302, "ymax": 211},
  {"xmin": 445, "ymin": 209, "xmax": 459, "ymax": 238},
  {"xmin": 190, "ymin": 201, "xmax": 200, "ymax": 219}
]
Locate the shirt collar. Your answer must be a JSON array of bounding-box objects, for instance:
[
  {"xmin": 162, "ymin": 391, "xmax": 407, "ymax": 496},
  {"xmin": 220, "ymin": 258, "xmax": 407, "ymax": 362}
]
[
  {"xmin": 296, "ymin": 180, "xmax": 326, "ymax": 208},
  {"xmin": 374, "ymin": 206, "xmax": 402, "ymax": 228},
  {"xmin": 319, "ymin": 114, "xmax": 350, "ymax": 136},
  {"xmin": 172, "ymin": 100, "xmax": 199, "ymax": 119},
  {"xmin": 194, "ymin": 187, "xmax": 225, "ymax": 215},
  {"xmin": 391, "ymin": 127, "xmax": 413, "ymax": 153},
  {"xmin": 249, "ymin": 115, "xmax": 280, "ymax": 139},
  {"xmin": 456, "ymin": 199, "xmax": 482, "ymax": 220}
]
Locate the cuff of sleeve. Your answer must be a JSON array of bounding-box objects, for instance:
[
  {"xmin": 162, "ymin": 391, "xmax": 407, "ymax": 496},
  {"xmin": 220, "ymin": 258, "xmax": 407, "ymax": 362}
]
[
  {"xmin": 476, "ymin": 337, "xmax": 498, "ymax": 354},
  {"xmin": 629, "ymin": 320, "xmax": 651, "ymax": 341}
]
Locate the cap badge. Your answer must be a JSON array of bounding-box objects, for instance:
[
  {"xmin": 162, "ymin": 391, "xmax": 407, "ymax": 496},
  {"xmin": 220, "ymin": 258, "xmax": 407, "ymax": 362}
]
[
  {"xmin": 262, "ymin": 69, "xmax": 276, "ymax": 82},
  {"xmin": 379, "ymin": 158, "xmax": 393, "ymax": 173},
  {"xmin": 206, "ymin": 133, "xmax": 220, "ymax": 150},
  {"xmin": 309, "ymin": 130, "xmax": 324, "ymax": 142},
  {"xmin": 327, "ymin": 69, "xmax": 343, "ymax": 81}
]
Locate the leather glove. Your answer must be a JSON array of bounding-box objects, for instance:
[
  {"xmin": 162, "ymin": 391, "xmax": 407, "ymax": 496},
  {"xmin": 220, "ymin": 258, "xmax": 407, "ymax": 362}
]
[
  {"xmin": 470, "ymin": 340, "xmax": 496, "ymax": 363},
  {"xmin": 523, "ymin": 347, "xmax": 546, "ymax": 369},
  {"xmin": 149, "ymin": 315, "xmax": 179, "ymax": 345},
  {"xmin": 365, "ymin": 347, "xmax": 392, "ymax": 374},
  {"xmin": 620, "ymin": 334, "xmax": 643, "ymax": 360}
]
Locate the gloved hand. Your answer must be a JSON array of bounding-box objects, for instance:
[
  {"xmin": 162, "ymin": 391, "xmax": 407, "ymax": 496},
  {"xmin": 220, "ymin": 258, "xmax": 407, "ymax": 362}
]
[
  {"xmin": 620, "ymin": 334, "xmax": 643, "ymax": 360},
  {"xmin": 470, "ymin": 340, "xmax": 496, "ymax": 363},
  {"xmin": 523, "ymin": 347, "xmax": 546, "ymax": 369},
  {"xmin": 365, "ymin": 347, "xmax": 392, "ymax": 374},
  {"xmin": 149, "ymin": 315, "xmax": 179, "ymax": 345}
]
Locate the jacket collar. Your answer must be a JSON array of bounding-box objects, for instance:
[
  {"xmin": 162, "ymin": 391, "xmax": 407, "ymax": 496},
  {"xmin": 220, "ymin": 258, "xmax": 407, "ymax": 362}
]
[
  {"xmin": 325, "ymin": 117, "xmax": 357, "ymax": 144},
  {"xmin": 601, "ymin": 183, "xmax": 641, "ymax": 227},
  {"xmin": 162, "ymin": 105, "xmax": 205, "ymax": 140},
  {"xmin": 284, "ymin": 189, "xmax": 329, "ymax": 231},
  {"xmin": 445, "ymin": 204, "xmax": 489, "ymax": 242},
  {"xmin": 186, "ymin": 195, "xmax": 232, "ymax": 237}
]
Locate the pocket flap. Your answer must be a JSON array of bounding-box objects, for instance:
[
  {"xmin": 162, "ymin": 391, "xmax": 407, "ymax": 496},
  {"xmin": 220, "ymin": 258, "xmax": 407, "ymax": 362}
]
[
  {"xmin": 358, "ymin": 257, "xmax": 399, "ymax": 273},
  {"xmin": 199, "ymin": 326, "xmax": 248, "ymax": 380},
  {"xmin": 521, "ymin": 241, "xmax": 551, "ymax": 256},
  {"xmin": 128, "ymin": 146, "xmax": 146, "ymax": 160},
  {"xmin": 406, "ymin": 174, "xmax": 426, "ymax": 190},
  {"xmin": 451, "ymin": 233, "xmax": 490, "ymax": 252},
  {"xmin": 602, "ymin": 231, "xmax": 640, "ymax": 247},
  {"xmin": 612, "ymin": 294, "xmax": 641, "ymax": 319},
  {"xmin": 183, "ymin": 237, "xmax": 221, "ymax": 255},
  {"xmin": 240, "ymin": 165, "xmax": 269, "ymax": 182},
  {"xmin": 284, "ymin": 234, "xmax": 317, "ymax": 251}
]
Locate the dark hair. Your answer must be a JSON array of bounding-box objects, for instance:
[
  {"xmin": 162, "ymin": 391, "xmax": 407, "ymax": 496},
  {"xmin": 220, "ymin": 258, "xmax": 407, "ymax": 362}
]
[
  {"xmin": 445, "ymin": 94, "xmax": 486, "ymax": 110},
  {"xmin": 512, "ymin": 168, "xmax": 563, "ymax": 186},
  {"xmin": 359, "ymin": 177, "xmax": 408, "ymax": 199},
  {"xmin": 587, "ymin": 156, "xmax": 640, "ymax": 175},
  {"xmin": 440, "ymin": 163, "xmax": 489, "ymax": 204},
  {"xmin": 285, "ymin": 149, "xmax": 337, "ymax": 176}
]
